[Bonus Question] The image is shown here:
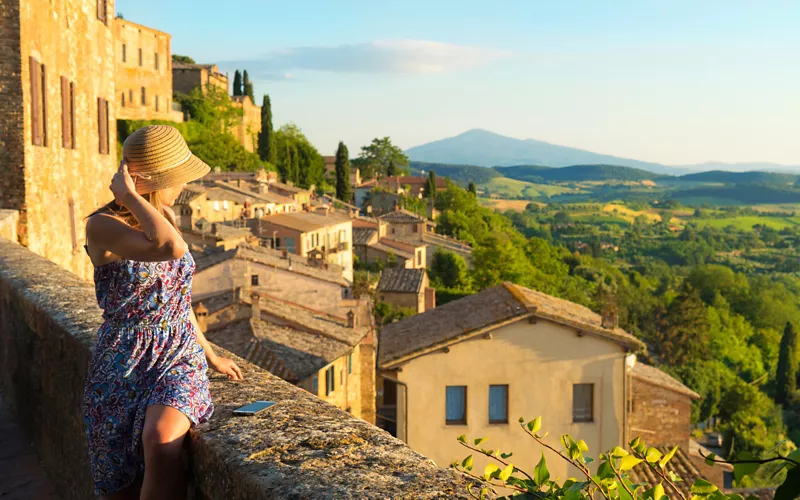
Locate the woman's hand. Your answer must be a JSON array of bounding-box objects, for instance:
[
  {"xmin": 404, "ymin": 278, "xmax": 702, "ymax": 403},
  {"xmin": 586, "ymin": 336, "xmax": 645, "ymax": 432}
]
[
  {"xmin": 209, "ymin": 355, "xmax": 244, "ymax": 380},
  {"xmin": 110, "ymin": 160, "xmax": 137, "ymax": 207}
]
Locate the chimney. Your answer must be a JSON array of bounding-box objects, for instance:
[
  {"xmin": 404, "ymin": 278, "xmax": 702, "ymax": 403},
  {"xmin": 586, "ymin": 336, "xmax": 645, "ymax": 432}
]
[
  {"xmin": 424, "ymin": 288, "xmax": 436, "ymax": 312},
  {"xmin": 258, "ymin": 182, "xmax": 268, "ymax": 195},
  {"xmin": 347, "ymin": 310, "xmax": 356, "ymax": 330},
  {"xmin": 251, "ymin": 293, "xmax": 261, "ymax": 320},
  {"xmin": 194, "ymin": 302, "xmax": 209, "ymax": 332},
  {"xmin": 601, "ymin": 303, "xmax": 619, "ymax": 329}
]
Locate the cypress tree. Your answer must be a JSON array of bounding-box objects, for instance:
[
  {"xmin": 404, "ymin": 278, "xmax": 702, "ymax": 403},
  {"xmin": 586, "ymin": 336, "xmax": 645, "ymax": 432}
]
[
  {"xmin": 242, "ymin": 70, "xmax": 255, "ymax": 102},
  {"xmin": 335, "ymin": 141, "xmax": 351, "ymax": 202},
  {"xmin": 290, "ymin": 145, "xmax": 300, "ymax": 185},
  {"xmin": 777, "ymin": 321, "xmax": 798, "ymax": 405},
  {"xmin": 258, "ymin": 94, "xmax": 276, "ymax": 164},
  {"xmin": 468, "ymin": 181, "xmax": 477, "ymax": 196},
  {"xmin": 232, "ymin": 70, "xmax": 243, "ymax": 96},
  {"xmin": 278, "ymin": 142, "xmax": 290, "ymax": 183},
  {"xmin": 426, "ymin": 170, "xmax": 437, "ymax": 199}
]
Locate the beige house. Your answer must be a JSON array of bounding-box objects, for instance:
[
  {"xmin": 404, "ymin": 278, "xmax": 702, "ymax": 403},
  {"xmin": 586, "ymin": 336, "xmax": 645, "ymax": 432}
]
[
  {"xmin": 192, "ymin": 244, "xmax": 351, "ymax": 317},
  {"xmin": 172, "ymin": 61, "xmax": 228, "ymax": 95},
  {"xmin": 183, "ymin": 224, "xmax": 255, "ymax": 251},
  {"xmin": 175, "ymin": 181, "xmax": 297, "ymax": 231},
  {"xmin": 382, "ymin": 175, "xmax": 447, "ymax": 198},
  {"xmin": 256, "ymin": 210, "xmax": 354, "ymax": 281},
  {"xmin": 353, "ymin": 219, "xmax": 427, "ymax": 270},
  {"xmin": 113, "ymin": 18, "xmax": 181, "ymax": 122},
  {"xmin": 195, "ymin": 289, "xmax": 376, "ymax": 423},
  {"xmin": 374, "ymin": 209, "xmax": 472, "ymax": 268},
  {"xmin": 0, "ymin": 0, "xmax": 118, "ymax": 280},
  {"xmin": 378, "ymin": 282, "xmax": 643, "ymax": 477},
  {"xmin": 377, "ymin": 268, "xmax": 436, "ymax": 313},
  {"xmin": 230, "ymin": 95, "xmax": 261, "ymax": 153}
]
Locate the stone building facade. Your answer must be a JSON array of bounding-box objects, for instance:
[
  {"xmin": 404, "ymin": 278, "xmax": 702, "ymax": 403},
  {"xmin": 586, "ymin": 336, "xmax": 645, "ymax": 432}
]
[
  {"xmin": 113, "ymin": 18, "xmax": 181, "ymax": 122},
  {"xmin": 172, "ymin": 61, "xmax": 228, "ymax": 96},
  {"xmin": 230, "ymin": 95, "xmax": 261, "ymax": 153},
  {"xmin": 0, "ymin": 0, "xmax": 118, "ymax": 280}
]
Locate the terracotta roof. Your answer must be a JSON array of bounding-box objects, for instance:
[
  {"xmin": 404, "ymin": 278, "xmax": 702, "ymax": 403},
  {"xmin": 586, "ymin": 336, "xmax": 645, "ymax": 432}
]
[
  {"xmin": 379, "ymin": 282, "xmax": 643, "ymax": 366},
  {"xmin": 379, "ymin": 209, "xmax": 425, "ymax": 224},
  {"xmin": 176, "ymin": 186, "xmax": 207, "ymax": 205},
  {"xmin": 212, "ymin": 181, "xmax": 296, "ymax": 205},
  {"xmin": 193, "ymin": 245, "xmax": 350, "ymax": 286},
  {"xmin": 353, "ymin": 228, "xmax": 377, "ymax": 246},
  {"xmin": 368, "ymin": 241, "xmax": 414, "ymax": 260},
  {"xmin": 378, "ymin": 268, "xmax": 425, "ymax": 294},
  {"xmin": 260, "ymin": 211, "xmax": 350, "ymax": 232},
  {"xmin": 379, "ymin": 237, "xmax": 423, "ymax": 253},
  {"xmin": 206, "ymin": 318, "xmax": 351, "ymax": 383},
  {"xmin": 351, "ymin": 217, "xmax": 378, "ymax": 229},
  {"xmin": 632, "ymin": 363, "xmax": 701, "ymax": 400}
]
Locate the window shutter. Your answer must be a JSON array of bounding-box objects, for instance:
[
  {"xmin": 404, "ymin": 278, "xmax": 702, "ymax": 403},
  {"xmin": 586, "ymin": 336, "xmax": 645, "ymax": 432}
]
[
  {"xmin": 97, "ymin": 97, "xmax": 107, "ymax": 154},
  {"xmin": 61, "ymin": 76, "xmax": 70, "ymax": 148},
  {"xmin": 29, "ymin": 57, "xmax": 41, "ymax": 146},
  {"xmin": 69, "ymin": 82, "xmax": 76, "ymax": 149},
  {"xmin": 68, "ymin": 198, "xmax": 78, "ymax": 252},
  {"xmin": 104, "ymin": 99, "xmax": 109, "ymax": 154},
  {"xmin": 40, "ymin": 64, "xmax": 48, "ymax": 147}
]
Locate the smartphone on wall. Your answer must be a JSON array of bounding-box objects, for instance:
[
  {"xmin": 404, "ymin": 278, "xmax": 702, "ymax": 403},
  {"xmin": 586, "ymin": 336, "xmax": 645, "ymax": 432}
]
[{"xmin": 232, "ymin": 401, "xmax": 277, "ymax": 416}]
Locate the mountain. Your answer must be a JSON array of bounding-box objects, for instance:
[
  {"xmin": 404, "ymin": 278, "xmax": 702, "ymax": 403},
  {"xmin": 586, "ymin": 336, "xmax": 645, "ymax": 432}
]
[
  {"xmin": 497, "ymin": 164, "xmax": 659, "ymax": 183},
  {"xmin": 679, "ymin": 170, "xmax": 800, "ymax": 185},
  {"xmin": 676, "ymin": 162, "xmax": 800, "ymax": 174},
  {"xmin": 405, "ymin": 129, "xmax": 686, "ymax": 176}
]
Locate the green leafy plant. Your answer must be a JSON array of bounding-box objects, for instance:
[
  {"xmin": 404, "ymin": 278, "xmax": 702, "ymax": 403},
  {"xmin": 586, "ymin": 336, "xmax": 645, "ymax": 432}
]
[{"xmin": 452, "ymin": 417, "xmax": 800, "ymax": 500}]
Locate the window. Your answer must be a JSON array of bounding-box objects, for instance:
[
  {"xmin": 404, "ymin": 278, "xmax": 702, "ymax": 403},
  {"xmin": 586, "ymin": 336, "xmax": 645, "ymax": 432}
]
[
  {"xmin": 97, "ymin": 97, "xmax": 109, "ymax": 154},
  {"xmin": 121, "ymin": 91, "xmax": 125, "ymax": 107},
  {"xmin": 68, "ymin": 198, "xmax": 78, "ymax": 252},
  {"xmin": 60, "ymin": 76, "xmax": 75, "ymax": 149},
  {"xmin": 155, "ymin": 95, "xmax": 159, "ymax": 112},
  {"xmin": 285, "ymin": 237, "xmax": 295, "ymax": 252},
  {"xmin": 122, "ymin": 44, "xmax": 126, "ymax": 62},
  {"xmin": 573, "ymin": 383, "xmax": 594, "ymax": 423},
  {"xmin": 446, "ymin": 386, "xmax": 467, "ymax": 425},
  {"xmin": 138, "ymin": 48, "xmax": 143, "ymax": 66},
  {"xmin": 251, "ymin": 274, "xmax": 259, "ymax": 286},
  {"xmin": 417, "ymin": 251, "xmax": 422, "ymax": 267},
  {"xmin": 347, "ymin": 353, "xmax": 353, "ymax": 374},
  {"xmin": 325, "ymin": 366, "xmax": 335, "ymax": 395},
  {"xmin": 489, "ymin": 385, "xmax": 509, "ymax": 424},
  {"xmin": 222, "ymin": 200, "xmax": 229, "ymax": 210},
  {"xmin": 141, "ymin": 86, "xmax": 146, "ymax": 105},
  {"xmin": 96, "ymin": 0, "xmax": 107, "ymax": 23},
  {"xmin": 312, "ymin": 376, "xmax": 318, "ymax": 395},
  {"xmin": 213, "ymin": 201, "xmax": 220, "ymax": 211},
  {"xmin": 154, "ymin": 52, "xmax": 159, "ymax": 70},
  {"xmin": 29, "ymin": 57, "xmax": 48, "ymax": 146},
  {"xmin": 413, "ymin": 224, "xmax": 418, "ymax": 233}
]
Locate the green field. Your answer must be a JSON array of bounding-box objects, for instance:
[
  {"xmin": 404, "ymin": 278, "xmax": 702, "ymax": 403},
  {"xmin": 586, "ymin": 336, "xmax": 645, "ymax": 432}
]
[
  {"xmin": 692, "ymin": 216, "xmax": 800, "ymax": 230},
  {"xmin": 481, "ymin": 177, "xmax": 576, "ymax": 199}
]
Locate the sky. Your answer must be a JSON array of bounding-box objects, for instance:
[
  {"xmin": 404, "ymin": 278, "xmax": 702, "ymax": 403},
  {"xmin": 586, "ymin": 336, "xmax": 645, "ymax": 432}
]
[{"xmin": 116, "ymin": 0, "xmax": 800, "ymax": 165}]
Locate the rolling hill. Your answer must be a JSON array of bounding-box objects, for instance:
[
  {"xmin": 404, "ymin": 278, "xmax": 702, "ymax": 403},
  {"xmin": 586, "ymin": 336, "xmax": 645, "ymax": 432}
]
[
  {"xmin": 678, "ymin": 170, "xmax": 799, "ymax": 185},
  {"xmin": 405, "ymin": 129, "xmax": 683, "ymax": 175},
  {"xmin": 408, "ymin": 161, "xmax": 501, "ymax": 185},
  {"xmin": 497, "ymin": 164, "xmax": 660, "ymax": 183}
]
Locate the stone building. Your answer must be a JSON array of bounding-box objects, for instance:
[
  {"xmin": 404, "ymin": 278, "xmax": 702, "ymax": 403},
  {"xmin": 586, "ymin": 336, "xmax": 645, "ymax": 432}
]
[
  {"xmin": 194, "ymin": 288, "xmax": 376, "ymax": 423},
  {"xmin": 378, "ymin": 282, "xmax": 644, "ymax": 479},
  {"xmin": 377, "ymin": 267, "xmax": 435, "ymax": 313},
  {"xmin": 230, "ymin": 95, "xmax": 261, "ymax": 153},
  {"xmin": 113, "ymin": 18, "xmax": 180, "ymax": 122},
  {"xmin": 172, "ymin": 61, "xmax": 228, "ymax": 95},
  {"xmin": 0, "ymin": 0, "xmax": 118, "ymax": 280}
]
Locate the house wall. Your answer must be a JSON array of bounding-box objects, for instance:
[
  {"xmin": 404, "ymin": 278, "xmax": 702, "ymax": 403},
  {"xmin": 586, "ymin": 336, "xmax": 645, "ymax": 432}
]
[
  {"xmin": 379, "ymin": 291, "xmax": 424, "ymax": 313},
  {"xmin": 113, "ymin": 19, "xmax": 176, "ymax": 121},
  {"xmin": 231, "ymin": 96, "xmax": 261, "ymax": 153},
  {"xmin": 364, "ymin": 246, "xmax": 413, "ymax": 269},
  {"xmin": 193, "ymin": 259, "xmax": 347, "ymax": 317},
  {"xmin": 0, "ymin": 0, "xmax": 117, "ymax": 280},
  {"xmin": 298, "ymin": 342, "xmax": 376, "ymax": 424},
  {"xmin": 384, "ymin": 221, "xmax": 425, "ymax": 238},
  {"xmin": 628, "ymin": 377, "xmax": 694, "ymax": 449},
  {"xmin": 391, "ymin": 319, "xmax": 626, "ymax": 477},
  {"xmin": 175, "ymin": 192, "xmax": 295, "ymax": 231},
  {"xmin": 172, "ymin": 66, "xmax": 203, "ymax": 95}
]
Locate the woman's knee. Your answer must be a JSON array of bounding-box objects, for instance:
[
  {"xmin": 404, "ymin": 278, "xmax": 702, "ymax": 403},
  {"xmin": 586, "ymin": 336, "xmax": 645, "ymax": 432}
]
[{"xmin": 142, "ymin": 406, "xmax": 190, "ymax": 459}]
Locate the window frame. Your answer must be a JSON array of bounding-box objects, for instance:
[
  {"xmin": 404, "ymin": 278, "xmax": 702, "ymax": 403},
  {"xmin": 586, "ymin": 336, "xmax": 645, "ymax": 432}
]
[
  {"xmin": 122, "ymin": 43, "xmax": 126, "ymax": 62},
  {"xmin": 141, "ymin": 86, "xmax": 146, "ymax": 105},
  {"xmin": 325, "ymin": 365, "xmax": 335, "ymax": 395},
  {"xmin": 347, "ymin": 353, "xmax": 353, "ymax": 374},
  {"xmin": 445, "ymin": 385, "xmax": 468, "ymax": 425},
  {"xmin": 251, "ymin": 274, "xmax": 259, "ymax": 286},
  {"xmin": 488, "ymin": 384, "xmax": 509, "ymax": 424},
  {"xmin": 572, "ymin": 383, "xmax": 595, "ymax": 423}
]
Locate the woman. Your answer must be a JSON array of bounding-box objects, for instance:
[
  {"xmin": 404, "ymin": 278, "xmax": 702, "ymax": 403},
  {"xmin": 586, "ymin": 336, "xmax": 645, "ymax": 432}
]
[{"xmin": 82, "ymin": 125, "xmax": 244, "ymax": 500}]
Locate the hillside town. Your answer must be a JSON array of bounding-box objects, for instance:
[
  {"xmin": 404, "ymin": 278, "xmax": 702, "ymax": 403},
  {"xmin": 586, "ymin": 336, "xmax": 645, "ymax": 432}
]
[{"xmin": 0, "ymin": 1, "xmax": 792, "ymax": 499}]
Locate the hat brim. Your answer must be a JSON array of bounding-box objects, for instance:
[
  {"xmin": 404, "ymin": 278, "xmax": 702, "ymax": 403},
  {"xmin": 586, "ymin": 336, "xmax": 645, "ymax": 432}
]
[{"xmin": 134, "ymin": 154, "xmax": 211, "ymax": 194}]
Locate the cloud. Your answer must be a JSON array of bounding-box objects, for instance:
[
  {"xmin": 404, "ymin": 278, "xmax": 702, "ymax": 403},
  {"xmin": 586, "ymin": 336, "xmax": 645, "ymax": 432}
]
[{"xmin": 220, "ymin": 40, "xmax": 507, "ymax": 80}]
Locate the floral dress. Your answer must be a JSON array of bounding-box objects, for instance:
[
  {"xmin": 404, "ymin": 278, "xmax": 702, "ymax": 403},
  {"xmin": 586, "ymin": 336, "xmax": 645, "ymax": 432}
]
[{"xmin": 82, "ymin": 252, "xmax": 213, "ymax": 496}]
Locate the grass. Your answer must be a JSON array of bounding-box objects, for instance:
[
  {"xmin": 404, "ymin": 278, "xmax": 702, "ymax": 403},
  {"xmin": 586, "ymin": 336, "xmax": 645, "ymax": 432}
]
[
  {"xmin": 692, "ymin": 216, "xmax": 800, "ymax": 231},
  {"xmin": 480, "ymin": 199, "xmax": 544, "ymax": 211},
  {"xmin": 481, "ymin": 177, "xmax": 576, "ymax": 199}
]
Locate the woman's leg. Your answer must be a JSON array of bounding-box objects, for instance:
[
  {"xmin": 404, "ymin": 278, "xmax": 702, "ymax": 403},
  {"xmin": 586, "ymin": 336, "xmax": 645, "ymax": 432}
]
[
  {"xmin": 100, "ymin": 476, "xmax": 142, "ymax": 500},
  {"xmin": 140, "ymin": 405, "xmax": 191, "ymax": 500}
]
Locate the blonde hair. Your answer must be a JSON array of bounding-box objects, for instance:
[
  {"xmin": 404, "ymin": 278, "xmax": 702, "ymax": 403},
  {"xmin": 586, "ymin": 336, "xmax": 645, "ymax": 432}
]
[{"xmin": 88, "ymin": 190, "xmax": 178, "ymax": 229}]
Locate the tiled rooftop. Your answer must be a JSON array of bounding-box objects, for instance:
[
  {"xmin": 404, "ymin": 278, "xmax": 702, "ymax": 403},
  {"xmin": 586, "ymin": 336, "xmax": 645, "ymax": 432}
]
[
  {"xmin": 379, "ymin": 282, "xmax": 643, "ymax": 366},
  {"xmin": 260, "ymin": 210, "xmax": 351, "ymax": 232},
  {"xmin": 377, "ymin": 268, "xmax": 425, "ymax": 294},
  {"xmin": 378, "ymin": 209, "xmax": 426, "ymax": 224},
  {"xmin": 632, "ymin": 363, "xmax": 701, "ymax": 399},
  {"xmin": 353, "ymin": 227, "xmax": 377, "ymax": 246}
]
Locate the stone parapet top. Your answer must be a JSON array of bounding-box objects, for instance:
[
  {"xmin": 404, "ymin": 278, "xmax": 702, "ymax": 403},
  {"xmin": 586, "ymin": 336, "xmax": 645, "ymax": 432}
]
[{"xmin": 0, "ymin": 239, "xmax": 470, "ymax": 499}]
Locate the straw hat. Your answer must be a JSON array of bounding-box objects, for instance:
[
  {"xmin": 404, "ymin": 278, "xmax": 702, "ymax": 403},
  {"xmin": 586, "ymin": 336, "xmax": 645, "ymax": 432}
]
[{"xmin": 122, "ymin": 125, "xmax": 210, "ymax": 194}]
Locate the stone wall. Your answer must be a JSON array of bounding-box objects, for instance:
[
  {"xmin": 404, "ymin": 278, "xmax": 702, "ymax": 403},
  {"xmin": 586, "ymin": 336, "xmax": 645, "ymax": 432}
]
[
  {"xmin": 230, "ymin": 95, "xmax": 261, "ymax": 153},
  {"xmin": 0, "ymin": 0, "xmax": 118, "ymax": 281},
  {"xmin": 114, "ymin": 18, "xmax": 176, "ymax": 122},
  {"xmin": 0, "ymin": 238, "xmax": 470, "ymax": 499},
  {"xmin": 0, "ymin": 210, "xmax": 20, "ymax": 242},
  {"xmin": 629, "ymin": 377, "xmax": 693, "ymax": 448}
]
